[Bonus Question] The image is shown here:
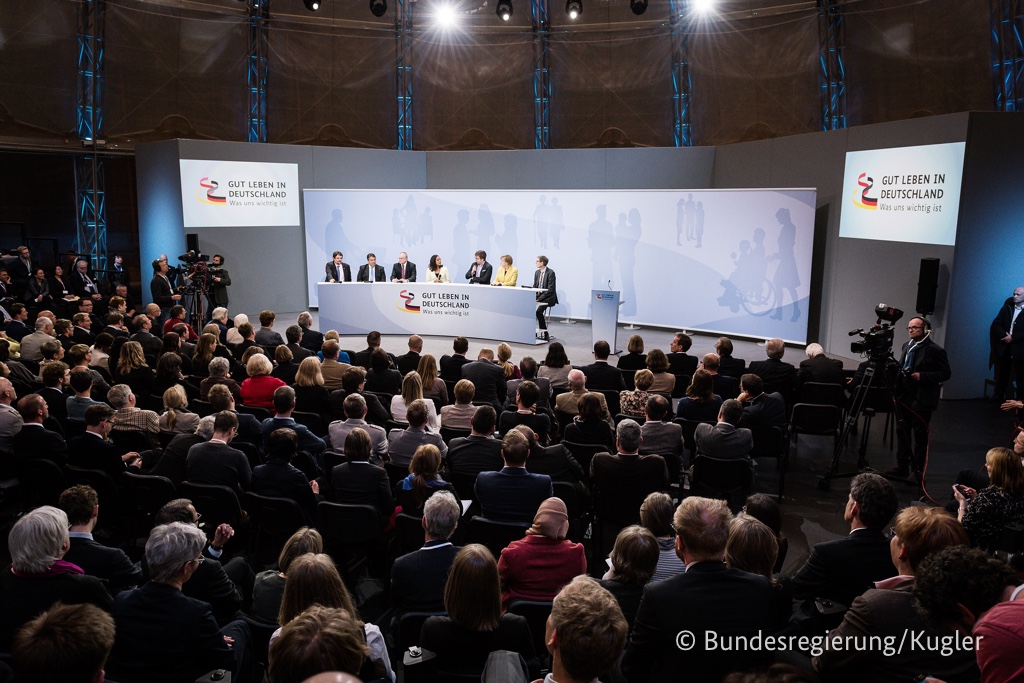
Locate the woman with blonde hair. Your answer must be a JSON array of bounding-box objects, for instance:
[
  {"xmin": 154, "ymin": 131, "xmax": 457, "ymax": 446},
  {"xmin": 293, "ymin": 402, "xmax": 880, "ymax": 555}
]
[
  {"xmin": 421, "ymin": 545, "xmax": 535, "ymax": 678},
  {"xmin": 496, "ymin": 342, "xmax": 521, "ymax": 380},
  {"xmin": 111, "ymin": 340, "xmax": 156, "ymax": 398},
  {"xmin": 292, "ymin": 356, "xmax": 331, "ymax": 419},
  {"xmin": 240, "ymin": 352, "xmax": 285, "ymax": 409},
  {"xmin": 498, "ymin": 497, "xmax": 586, "ymax": 609},
  {"xmin": 617, "ymin": 334, "xmax": 647, "ymax": 371},
  {"xmin": 390, "ymin": 371, "xmax": 440, "ymax": 430},
  {"xmin": 416, "ymin": 353, "xmax": 448, "ymax": 405},
  {"xmin": 158, "ymin": 384, "xmax": 199, "ymax": 434},
  {"xmin": 272, "ymin": 553, "xmax": 393, "ymax": 682},
  {"xmin": 955, "ymin": 446, "xmax": 1024, "ymax": 550},
  {"xmin": 492, "ymin": 254, "xmax": 518, "ymax": 286}
]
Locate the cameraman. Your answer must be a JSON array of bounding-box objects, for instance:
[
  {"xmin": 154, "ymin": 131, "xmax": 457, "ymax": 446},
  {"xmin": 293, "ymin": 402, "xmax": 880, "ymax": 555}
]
[
  {"xmin": 886, "ymin": 316, "xmax": 951, "ymax": 484},
  {"xmin": 207, "ymin": 254, "xmax": 231, "ymax": 321}
]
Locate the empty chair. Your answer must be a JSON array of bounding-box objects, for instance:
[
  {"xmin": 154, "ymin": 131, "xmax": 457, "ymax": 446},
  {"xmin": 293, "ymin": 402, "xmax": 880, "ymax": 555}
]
[
  {"xmin": 466, "ymin": 516, "xmax": 530, "ymax": 560},
  {"xmin": 749, "ymin": 426, "xmax": 789, "ymax": 498},
  {"xmin": 242, "ymin": 491, "xmax": 307, "ymax": 567},
  {"xmin": 689, "ymin": 454, "xmax": 754, "ymax": 512},
  {"xmin": 178, "ymin": 480, "xmax": 243, "ymax": 531},
  {"xmin": 316, "ymin": 501, "xmax": 386, "ymax": 585}
]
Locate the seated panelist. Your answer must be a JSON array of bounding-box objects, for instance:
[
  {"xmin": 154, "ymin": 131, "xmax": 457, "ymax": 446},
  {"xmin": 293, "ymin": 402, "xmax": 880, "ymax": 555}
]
[
  {"xmin": 492, "ymin": 254, "xmax": 518, "ymax": 287},
  {"xmin": 465, "ymin": 250, "xmax": 492, "ymax": 285},
  {"xmin": 324, "ymin": 251, "xmax": 351, "ymax": 283},
  {"xmin": 357, "ymin": 253, "xmax": 387, "ymax": 283},
  {"xmin": 391, "ymin": 252, "xmax": 417, "ymax": 283}
]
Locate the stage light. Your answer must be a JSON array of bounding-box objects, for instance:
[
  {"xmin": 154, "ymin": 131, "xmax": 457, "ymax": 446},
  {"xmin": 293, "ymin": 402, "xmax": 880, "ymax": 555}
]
[
  {"xmin": 496, "ymin": 0, "xmax": 513, "ymax": 20},
  {"xmin": 370, "ymin": 0, "xmax": 387, "ymax": 16},
  {"xmin": 435, "ymin": 4, "xmax": 458, "ymax": 26},
  {"xmin": 303, "ymin": 0, "xmax": 320, "ymax": 10},
  {"xmin": 565, "ymin": 0, "xmax": 581, "ymax": 19},
  {"xmin": 629, "ymin": 0, "xmax": 647, "ymax": 14},
  {"xmin": 692, "ymin": 0, "xmax": 714, "ymax": 13}
]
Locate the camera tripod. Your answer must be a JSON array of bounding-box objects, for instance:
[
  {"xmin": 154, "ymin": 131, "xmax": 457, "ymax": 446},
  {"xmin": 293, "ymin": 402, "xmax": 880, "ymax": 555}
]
[{"xmin": 818, "ymin": 356, "xmax": 901, "ymax": 490}]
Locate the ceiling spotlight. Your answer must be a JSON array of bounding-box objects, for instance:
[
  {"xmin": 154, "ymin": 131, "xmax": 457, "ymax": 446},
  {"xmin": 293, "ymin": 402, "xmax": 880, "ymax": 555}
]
[
  {"xmin": 303, "ymin": 0, "xmax": 320, "ymax": 10},
  {"xmin": 629, "ymin": 0, "xmax": 647, "ymax": 13},
  {"xmin": 496, "ymin": 0, "xmax": 513, "ymax": 20},
  {"xmin": 692, "ymin": 0, "xmax": 714, "ymax": 12},
  {"xmin": 369, "ymin": 0, "xmax": 387, "ymax": 16},
  {"xmin": 565, "ymin": 0, "xmax": 581, "ymax": 18}
]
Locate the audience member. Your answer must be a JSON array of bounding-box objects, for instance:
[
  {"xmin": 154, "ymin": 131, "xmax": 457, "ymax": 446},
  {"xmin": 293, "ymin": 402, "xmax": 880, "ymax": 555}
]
[
  {"xmin": 328, "ymin": 366, "xmax": 389, "ymax": 426},
  {"xmin": 639, "ymin": 492, "xmax": 686, "ymax": 582},
  {"xmin": 11, "ymin": 602, "xmax": 115, "ymax": 683},
  {"xmin": 293, "ymin": 355, "xmax": 331, "ymax": 419},
  {"xmin": 546, "ymin": 576, "xmax": 629, "ymax": 683},
  {"xmin": 555, "ymin": 369, "xmax": 612, "ymax": 424},
  {"xmin": 262, "ymin": 385, "xmax": 327, "ymax": 457},
  {"xmin": 391, "ymin": 490, "xmax": 462, "ymax": 615},
  {"xmin": 538, "ymin": 341, "xmax": 572, "ymax": 389},
  {"xmin": 618, "ymin": 334, "xmax": 647, "ymax": 370},
  {"xmin": 581, "ymin": 340, "xmax": 626, "ymax": 391},
  {"xmin": 240, "ymin": 353, "xmax": 286, "ymax": 410},
  {"xmin": 269, "ymin": 606, "xmax": 369, "ymax": 683},
  {"xmin": 677, "ymin": 368, "xmax": 724, "ymax": 422},
  {"xmin": 159, "ymin": 384, "xmax": 200, "ymax": 434},
  {"xmin": 498, "ymin": 380, "xmax": 551, "ymax": 443},
  {"xmin": 60, "ymin": 484, "xmax": 142, "ymax": 593},
  {"xmin": 475, "ymin": 428, "xmax": 552, "ymax": 523},
  {"xmin": 12, "ymin": 393, "xmax": 68, "ymax": 467},
  {"xmin": 201, "ymin": 355, "xmax": 242, "ymax": 402},
  {"xmin": 251, "ymin": 527, "xmax": 323, "ymax": 624},
  {"xmin": 396, "ymin": 334, "xmax": 423, "ymax": 375},
  {"xmin": 68, "ymin": 403, "xmax": 145, "ymax": 477},
  {"xmin": 667, "ymin": 331, "xmax": 699, "ymax": 376},
  {"xmin": 955, "ymin": 445, "xmax": 1024, "ymax": 551},
  {"xmin": 329, "ymin": 392, "xmax": 388, "ymax": 462},
  {"xmin": 329, "ymin": 427, "xmax": 394, "ymax": 520},
  {"xmin": 462, "ymin": 347, "xmax": 507, "ymax": 412},
  {"xmin": 645, "ymin": 348, "xmax": 675, "ymax": 394},
  {"xmin": 253, "ymin": 428, "xmax": 320, "ymax": 522},
  {"xmin": 797, "ymin": 342, "xmax": 846, "ymax": 386},
  {"xmin": 701, "ymin": 352, "xmax": 740, "ymax": 400},
  {"xmin": 694, "ymin": 398, "xmax": 752, "ymax": 460},
  {"xmin": 590, "ymin": 419, "xmax": 669, "ymax": 540},
  {"xmin": 599, "ymin": 525, "xmax": 659, "ymax": 631},
  {"xmin": 447, "ymin": 405, "xmax": 504, "ymax": 477},
  {"xmin": 562, "ymin": 391, "xmax": 615, "ymax": 450},
  {"xmin": 737, "ymin": 373, "xmax": 787, "ymax": 433},
  {"xmin": 725, "ymin": 515, "xmax": 791, "ymax": 626},
  {"xmin": 387, "ymin": 399, "xmax": 447, "ymax": 466},
  {"xmin": 439, "ymin": 335, "xmax": 471, "ymax": 382},
  {"xmin": 185, "ymin": 410, "xmax": 251, "ymax": 495},
  {"xmin": 396, "ymin": 444, "xmax": 457, "ymax": 515},
  {"xmin": 440, "ymin": 378, "xmax": 477, "ymax": 429},
  {"xmin": 619, "ymin": 368, "xmax": 654, "ymax": 418},
  {"xmin": 390, "ymin": 371, "xmax": 440, "ymax": 430}
]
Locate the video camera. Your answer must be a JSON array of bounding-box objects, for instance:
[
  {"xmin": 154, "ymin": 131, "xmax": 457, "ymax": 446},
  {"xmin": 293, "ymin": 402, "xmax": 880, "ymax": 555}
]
[{"xmin": 849, "ymin": 303, "xmax": 903, "ymax": 361}]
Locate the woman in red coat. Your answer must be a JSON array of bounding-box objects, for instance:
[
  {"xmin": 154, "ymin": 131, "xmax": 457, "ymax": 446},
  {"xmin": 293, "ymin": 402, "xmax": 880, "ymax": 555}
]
[
  {"xmin": 498, "ymin": 497, "xmax": 586, "ymax": 609},
  {"xmin": 239, "ymin": 352, "xmax": 285, "ymax": 410}
]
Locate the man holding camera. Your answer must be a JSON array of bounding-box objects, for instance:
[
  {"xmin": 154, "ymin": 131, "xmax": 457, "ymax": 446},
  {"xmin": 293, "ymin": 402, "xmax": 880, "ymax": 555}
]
[
  {"xmin": 887, "ymin": 316, "xmax": 950, "ymax": 483},
  {"xmin": 206, "ymin": 254, "xmax": 231, "ymax": 316}
]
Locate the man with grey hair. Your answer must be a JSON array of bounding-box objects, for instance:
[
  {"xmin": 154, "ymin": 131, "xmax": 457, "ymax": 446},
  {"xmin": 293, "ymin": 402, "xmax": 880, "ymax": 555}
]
[
  {"xmin": 589, "ymin": 419, "xmax": 668, "ymax": 541},
  {"xmin": 797, "ymin": 342, "xmax": 845, "ymax": 386},
  {"xmin": 328, "ymin": 392, "xmax": 388, "ymax": 462},
  {"xmin": 297, "ymin": 311, "xmax": 324, "ymax": 353},
  {"xmin": 210, "ymin": 306, "xmax": 230, "ymax": 343},
  {"xmin": 200, "ymin": 356, "xmax": 241, "ymax": 402},
  {"xmin": 18, "ymin": 316, "xmax": 54, "ymax": 362},
  {"xmin": 748, "ymin": 337, "xmax": 797, "ymax": 393},
  {"xmin": 107, "ymin": 383, "xmax": 160, "ymax": 441},
  {"xmin": 108, "ymin": 522, "xmax": 250, "ymax": 683},
  {"xmin": 554, "ymin": 368, "xmax": 612, "ymax": 424},
  {"xmin": 390, "ymin": 251, "xmax": 416, "ymax": 283},
  {"xmin": 0, "ymin": 377, "xmax": 23, "ymax": 454},
  {"xmin": 622, "ymin": 497, "xmax": 776, "ymax": 682},
  {"xmin": 0, "ymin": 505, "xmax": 112, "ymax": 650},
  {"xmin": 391, "ymin": 490, "xmax": 461, "ymax": 615}
]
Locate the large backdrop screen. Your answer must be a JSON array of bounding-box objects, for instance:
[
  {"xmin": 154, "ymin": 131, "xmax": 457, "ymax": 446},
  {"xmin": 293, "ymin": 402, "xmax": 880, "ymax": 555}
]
[
  {"xmin": 180, "ymin": 159, "xmax": 301, "ymax": 228},
  {"xmin": 304, "ymin": 188, "xmax": 817, "ymax": 343},
  {"xmin": 839, "ymin": 142, "xmax": 966, "ymax": 246}
]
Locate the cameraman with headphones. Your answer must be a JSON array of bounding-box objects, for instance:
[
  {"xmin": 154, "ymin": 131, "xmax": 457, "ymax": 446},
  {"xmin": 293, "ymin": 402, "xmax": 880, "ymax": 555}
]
[{"xmin": 886, "ymin": 316, "xmax": 951, "ymax": 485}]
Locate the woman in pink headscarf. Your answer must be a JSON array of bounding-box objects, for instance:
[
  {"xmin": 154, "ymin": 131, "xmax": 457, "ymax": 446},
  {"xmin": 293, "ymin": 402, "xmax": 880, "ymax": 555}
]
[{"xmin": 497, "ymin": 497, "xmax": 586, "ymax": 609}]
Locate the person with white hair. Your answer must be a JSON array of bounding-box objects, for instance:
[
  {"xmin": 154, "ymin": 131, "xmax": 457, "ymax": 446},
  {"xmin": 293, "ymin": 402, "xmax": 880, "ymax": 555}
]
[
  {"xmin": 107, "ymin": 522, "xmax": 250, "ymax": 682},
  {"xmin": 226, "ymin": 312, "xmax": 248, "ymax": 345},
  {"xmin": 797, "ymin": 342, "xmax": 846, "ymax": 386},
  {"xmin": 391, "ymin": 490, "xmax": 462, "ymax": 616},
  {"xmin": 748, "ymin": 337, "xmax": 798, "ymax": 393},
  {"xmin": 0, "ymin": 506, "xmax": 112, "ymax": 650}
]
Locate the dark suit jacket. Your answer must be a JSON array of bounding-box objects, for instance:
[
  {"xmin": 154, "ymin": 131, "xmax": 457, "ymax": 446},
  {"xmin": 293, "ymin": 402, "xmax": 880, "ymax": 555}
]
[
  {"xmin": 589, "ymin": 452, "xmax": 668, "ymax": 526},
  {"xmin": 465, "ymin": 261, "xmax": 493, "ymax": 284},
  {"xmin": 990, "ymin": 296, "xmax": 1024, "ymax": 364},
  {"xmin": 299, "ymin": 326, "xmax": 325, "ymax": 353},
  {"xmin": 533, "ymin": 268, "xmax": 557, "ymax": 305},
  {"xmin": 474, "ymin": 467, "xmax": 552, "ymax": 523},
  {"xmin": 150, "ymin": 273, "xmax": 176, "ymax": 309},
  {"xmin": 897, "ymin": 336, "xmax": 951, "ymax": 412},
  {"xmin": 69, "ymin": 270, "xmax": 101, "ymax": 299},
  {"xmin": 330, "ymin": 461, "xmax": 395, "ymax": 518},
  {"xmin": 72, "ymin": 325, "xmax": 95, "ymax": 346},
  {"xmin": 439, "ymin": 353, "xmax": 470, "ymax": 382},
  {"xmin": 798, "ymin": 354, "xmax": 846, "ymax": 386},
  {"xmin": 185, "ymin": 441, "xmax": 251, "ymax": 494},
  {"xmin": 68, "ymin": 433, "xmax": 132, "ymax": 479},
  {"xmin": 0, "ymin": 569, "xmax": 112, "ymax": 651},
  {"xmin": 446, "ymin": 435, "xmax": 504, "ymax": 477},
  {"xmin": 4, "ymin": 319, "xmax": 30, "ymax": 342},
  {"xmin": 462, "ymin": 359, "xmax": 507, "ymax": 410},
  {"xmin": 791, "ymin": 528, "xmax": 896, "ymax": 608},
  {"xmin": 667, "ymin": 352, "xmax": 699, "ymax": 377},
  {"xmin": 391, "ymin": 541, "xmax": 460, "ymax": 614},
  {"xmin": 718, "ymin": 354, "xmax": 747, "ymax": 379},
  {"xmin": 639, "ymin": 421, "xmax": 684, "ymax": 471},
  {"xmin": 356, "ymin": 263, "xmax": 387, "ymax": 283},
  {"xmin": 741, "ymin": 391, "xmax": 787, "ymax": 432},
  {"xmin": 694, "ymin": 421, "xmax": 752, "ymax": 459},
  {"xmin": 38, "ymin": 386, "xmax": 69, "ymax": 424},
  {"xmin": 748, "ymin": 357, "xmax": 797, "ymax": 392},
  {"xmin": 506, "ymin": 377, "xmax": 552, "ymax": 412},
  {"xmin": 580, "ymin": 361, "xmax": 627, "ymax": 391},
  {"xmin": 65, "ymin": 535, "xmax": 143, "ymax": 593},
  {"xmin": 622, "ymin": 561, "xmax": 776, "ymax": 683},
  {"xmin": 108, "ymin": 582, "xmax": 235, "ymax": 683},
  {"xmin": 328, "ymin": 389, "xmax": 390, "ymax": 426},
  {"xmin": 287, "ymin": 342, "xmax": 312, "ymax": 361},
  {"xmin": 391, "ymin": 261, "xmax": 417, "ymax": 282},
  {"xmin": 12, "ymin": 424, "xmax": 68, "ymax": 467},
  {"xmin": 149, "ymin": 432, "xmax": 202, "ymax": 484},
  {"xmin": 131, "ymin": 330, "xmax": 164, "ymax": 360},
  {"xmin": 397, "ymin": 351, "xmax": 422, "ymax": 376},
  {"xmin": 324, "ymin": 261, "xmax": 352, "ymax": 283}
]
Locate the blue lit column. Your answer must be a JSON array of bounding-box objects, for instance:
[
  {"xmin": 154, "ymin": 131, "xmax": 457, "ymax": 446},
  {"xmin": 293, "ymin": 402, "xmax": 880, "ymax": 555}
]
[
  {"xmin": 397, "ymin": 0, "xmax": 414, "ymax": 150},
  {"xmin": 248, "ymin": 0, "xmax": 270, "ymax": 143},
  {"xmin": 532, "ymin": 0, "xmax": 551, "ymax": 149},
  {"xmin": 76, "ymin": 0, "xmax": 107, "ymax": 270},
  {"xmin": 818, "ymin": 0, "xmax": 847, "ymax": 130},
  {"xmin": 991, "ymin": 0, "xmax": 1024, "ymax": 111},
  {"xmin": 668, "ymin": 0, "xmax": 692, "ymax": 146}
]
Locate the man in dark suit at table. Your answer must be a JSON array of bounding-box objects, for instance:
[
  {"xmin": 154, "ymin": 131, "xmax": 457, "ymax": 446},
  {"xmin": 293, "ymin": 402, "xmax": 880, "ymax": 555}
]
[
  {"xmin": 390, "ymin": 251, "xmax": 417, "ymax": 283},
  {"xmin": 622, "ymin": 496, "xmax": 776, "ymax": 683},
  {"xmin": 324, "ymin": 250, "xmax": 352, "ymax": 283},
  {"xmin": 356, "ymin": 253, "xmax": 386, "ymax": 283},
  {"xmin": 465, "ymin": 250, "xmax": 492, "ymax": 285},
  {"xmin": 580, "ymin": 340, "xmax": 626, "ymax": 391},
  {"xmin": 533, "ymin": 255, "xmax": 558, "ymax": 341}
]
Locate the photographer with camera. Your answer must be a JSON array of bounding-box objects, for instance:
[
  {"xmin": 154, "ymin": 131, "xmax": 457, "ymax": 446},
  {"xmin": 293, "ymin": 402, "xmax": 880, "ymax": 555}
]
[
  {"xmin": 150, "ymin": 257, "xmax": 181, "ymax": 330},
  {"xmin": 887, "ymin": 316, "xmax": 951, "ymax": 483},
  {"xmin": 206, "ymin": 254, "xmax": 231, "ymax": 319}
]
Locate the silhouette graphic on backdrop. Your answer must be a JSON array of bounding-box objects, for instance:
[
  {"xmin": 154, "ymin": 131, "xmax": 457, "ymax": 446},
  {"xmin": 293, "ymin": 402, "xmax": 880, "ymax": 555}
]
[
  {"xmin": 684, "ymin": 193, "xmax": 696, "ymax": 241},
  {"xmin": 325, "ymin": 209, "xmax": 354, "ymax": 264},
  {"xmin": 550, "ymin": 197, "xmax": 564, "ymax": 248},
  {"xmin": 418, "ymin": 207, "xmax": 434, "ymax": 243},
  {"xmin": 589, "ymin": 205, "xmax": 615, "ymax": 292},
  {"xmin": 616, "ymin": 208, "xmax": 642, "ymax": 317},
  {"xmin": 695, "ymin": 200, "xmax": 705, "ymax": 248},
  {"xmin": 497, "ymin": 214, "xmax": 519, "ymax": 258},
  {"xmin": 769, "ymin": 207, "xmax": 801, "ymax": 322},
  {"xmin": 475, "ymin": 204, "xmax": 494, "ymax": 252},
  {"xmin": 676, "ymin": 198, "xmax": 685, "ymax": 245},
  {"xmin": 534, "ymin": 196, "xmax": 549, "ymax": 249},
  {"xmin": 718, "ymin": 226, "xmax": 777, "ymax": 317}
]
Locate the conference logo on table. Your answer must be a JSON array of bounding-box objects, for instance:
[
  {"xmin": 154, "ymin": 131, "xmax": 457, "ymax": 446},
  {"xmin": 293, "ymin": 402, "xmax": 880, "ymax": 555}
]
[
  {"xmin": 397, "ymin": 290, "xmax": 421, "ymax": 313},
  {"xmin": 852, "ymin": 172, "xmax": 878, "ymax": 210},
  {"xmin": 196, "ymin": 177, "xmax": 227, "ymax": 205}
]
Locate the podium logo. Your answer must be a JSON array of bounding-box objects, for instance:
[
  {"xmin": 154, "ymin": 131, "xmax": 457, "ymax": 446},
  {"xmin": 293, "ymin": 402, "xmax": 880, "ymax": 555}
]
[
  {"xmin": 197, "ymin": 177, "xmax": 226, "ymax": 205},
  {"xmin": 852, "ymin": 172, "xmax": 878, "ymax": 210},
  {"xmin": 397, "ymin": 290, "xmax": 421, "ymax": 313}
]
